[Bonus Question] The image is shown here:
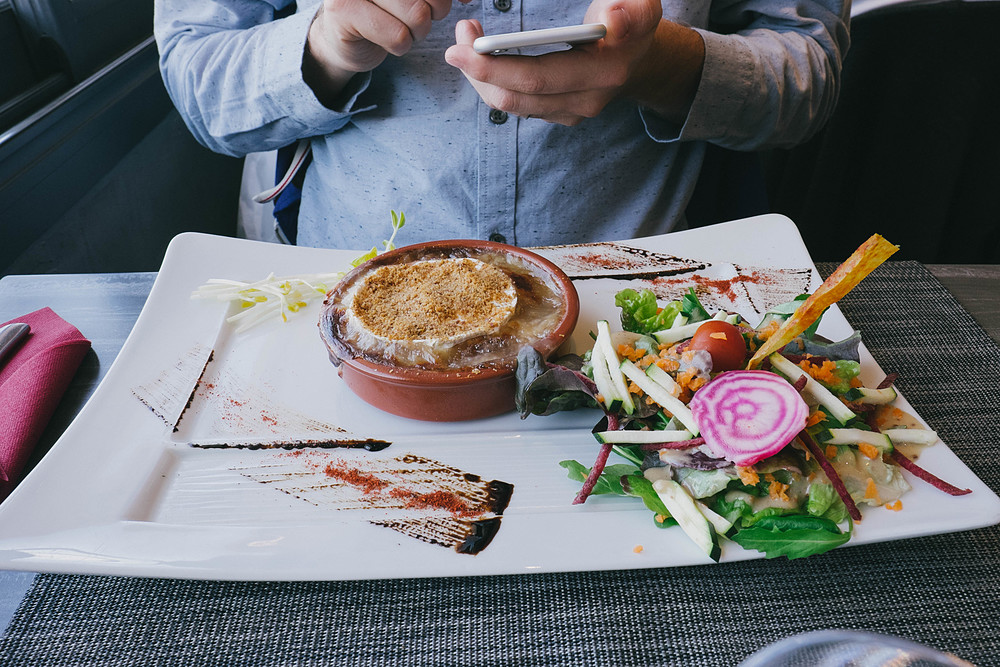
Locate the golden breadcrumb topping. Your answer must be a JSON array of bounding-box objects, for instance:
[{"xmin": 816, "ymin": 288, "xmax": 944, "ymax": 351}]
[{"xmin": 352, "ymin": 258, "xmax": 516, "ymax": 341}]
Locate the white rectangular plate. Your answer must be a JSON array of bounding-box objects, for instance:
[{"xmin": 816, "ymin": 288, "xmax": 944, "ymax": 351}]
[{"xmin": 0, "ymin": 214, "xmax": 997, "ymax": 580}]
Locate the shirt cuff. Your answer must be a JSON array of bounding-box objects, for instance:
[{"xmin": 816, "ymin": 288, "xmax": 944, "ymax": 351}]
[
  {"xmin": 261, "ymin": 7, "xmax": 374, "ymax": 133},
  {"xmin": 640, "ymin": 29, "xmax": 756, "ymax": 144}
]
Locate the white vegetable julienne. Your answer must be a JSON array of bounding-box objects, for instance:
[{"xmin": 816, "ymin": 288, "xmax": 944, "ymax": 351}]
[
  {"xmin": 593, "ymin": 429, "xmax": 694, "ymax": 444},
  {"xmin": 823, "ymin": 427, "xmax": 893, "ymax": 452},
  {"xmin": 619, "ymin": 359, "xmax": 699, "ymax": 434},
  {"xmin": 596, "ymin": 320, "xmax": 635, "ymax": 414},
  {"xmin": 589, "ymin": 337, "xmax": 623, "ymax": 412},
  {"xmin": 191, "ymin": 210, "xmax": 406, "ymax": 333},
  {"xmin": 884, "ymin": 428, "xmax": 941, "ymax": 446},
  {"xmin": 651, "ymin": 478, "xmax": 721, "ymax": 561},
  {"xmin": 645, "ymin": 363, "xmax": 680, "ymax": 396},
  {"xmin": 652, "ymin": 312, "xmax": 738, "ymax": 345},
  {"xmin": 192, "ymin": 272, "xmax": 344, "ymax": 333},
  {"xmin": 768, "ymin": 353, "xmax": 857, "ymax": 424}
]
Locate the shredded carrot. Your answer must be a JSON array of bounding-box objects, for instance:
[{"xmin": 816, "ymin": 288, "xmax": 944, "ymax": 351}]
[
  {"xmin": 806, "ymin": 410, "xmax": 827, "ymax": 427},
  {"xmin": 884, "ymin": 500, "xmax": 903, "ymax": 511},
  {"xmin": 825, "ymin": 445, "xmax": 838, "ymax": 459},
  {"xmin": 857, "ymin": 442, "xmax": 880, "ymax": 459},
  {"xmin": 654, "ymin": 514, "xmax": 668, "ymax": 524},
  {"xmin": 757, "ymin": 319, "xmax": 781, "ymax": 340},
  {"xmin": 618, "ymin": 344, "xmax": 647, "ymax": 363},
  {"xmin": 628, "ymin": 382, "xmax": 642, "ymax": 395},
  {"xmin": 799, "ymin": 358, "xmax": 842, "ymax": 387},
  {"xmin": 864, "ymin": 478, "xmax": 880, "ymax": 500},
  {"xmin": 687, "ymin": 376, "xmax": 707, "ymax": 392},
  {"xmin": 633, "ymin": 545, "xmax": 644, "ymax": 554},
  {"xmin": 737, "ymin": 467, "xmax": 759, "ymax": 485},
  {"xmin": 654, "ymin": 357, "xmax": 680, "ymax": 372},
  {"xmin": 677, "ymin": 368, "xmax": 698, "ymax": 387},
  {"xmin": 769, "ymin": 481, "xmax": 791, "ymax": 502},
  {"xmin": 674, "ymin": 367, "xmax": 704, "ymax": 403}
]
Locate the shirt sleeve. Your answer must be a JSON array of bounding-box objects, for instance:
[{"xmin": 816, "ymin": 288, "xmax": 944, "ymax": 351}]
[
  {"xmin": 641, "ymin": 0, "xmax": 850, "ymax": 150},
  {"xmin": 154, "ymin": 0, "xmax": 373, "ymax": 157}
]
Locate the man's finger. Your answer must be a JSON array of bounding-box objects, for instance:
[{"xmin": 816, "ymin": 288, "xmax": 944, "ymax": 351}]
[
  {"xmin": 426, "ymin": 0, "xmax": 454, "ymax": 21},
  {"xmin": 454, "ymin": 17, "xmax": 483, "ymax": 44},
  {"xmin": 598, "ymin": 0, "xmax": 662, "ymax": 44},
  {"xmin": 352, "ymin": 13, "xmax": 415, "ymax": 55},
  {"xmin": 473, "ymin": 78, "xmax": 611, "ymax": 120},
  {"xmin": 457, "ymin": 48, "xmax": 621, "ymax": 96},
  {"xmin": 448, "ymin": 18, "xmax": 609, "ymax": 95},
  {"xmin": 368, "ymin": 0, "xmax": 457, "ymax": 43}
]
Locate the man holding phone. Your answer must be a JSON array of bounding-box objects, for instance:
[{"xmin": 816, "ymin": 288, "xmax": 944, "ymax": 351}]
[{"xmin": 155, "ymin": 0, "xmax": 848, "ymax": 248}]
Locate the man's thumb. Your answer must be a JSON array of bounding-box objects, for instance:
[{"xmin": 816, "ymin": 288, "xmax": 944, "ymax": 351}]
[{"xmin": 603, "ymin": 0, "xmax": 661, "ymax": 43}]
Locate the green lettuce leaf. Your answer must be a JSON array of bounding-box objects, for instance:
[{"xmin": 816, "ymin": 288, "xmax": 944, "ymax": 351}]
[
  {"xmin": 714, "ymin": 495, "xmax": 754, "ymax": 525},
  {"xmin": 731, "ymin": 515, "xmax": 851, "ymax": 559},
  {"xmin": 621, "ymin": 474, "xmax": 678, "ymax": 527},
  {"xmin": 681, "ymin": 287, "xmax": 711, "ymax": 322},
  {"xmin": 675, "ymin": 468, "xmax": 733, "ymax": 499},
  {"xmin": 806, "ymin": 481, "xmax": 848, "ymax": 523},
  {"xmin": 614, "ymin": 288, "xmax": 681, "ymax": 334},
  {"xmin": 559, "ymin": 461, "xmax": 638, "ymax": 496}
]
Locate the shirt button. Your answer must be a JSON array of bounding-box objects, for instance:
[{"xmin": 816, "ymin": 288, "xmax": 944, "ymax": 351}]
[
  {"xmin": 493, "ymin": 0, "xmax": 512, "ymax": 11},
  {"xmin": 488, "ymin": 109, "xmax": 508, "ymax": 125},
  {"xmin": 489, "ymin": 232, "xmax": 508, "ymax": 244}
]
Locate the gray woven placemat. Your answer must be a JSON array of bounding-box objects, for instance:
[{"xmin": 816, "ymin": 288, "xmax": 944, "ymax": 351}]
[{"xmin": 2, "ymin": 261, "xmax": 998, "ymax": 667}]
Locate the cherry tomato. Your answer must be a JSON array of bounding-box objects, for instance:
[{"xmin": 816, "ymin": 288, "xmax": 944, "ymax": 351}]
[{"xmin": 688, "ymin": 320, "xmax": 748, "ymax": 372}]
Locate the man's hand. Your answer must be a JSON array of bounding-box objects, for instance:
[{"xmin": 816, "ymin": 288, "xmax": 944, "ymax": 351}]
[
  {"xmin": 444, "ymin": 0, "xmax": 705, "ymax": 126},
  {"xmin": 305, "ymin": 0, "xmax": 467, "ymax": 106}
]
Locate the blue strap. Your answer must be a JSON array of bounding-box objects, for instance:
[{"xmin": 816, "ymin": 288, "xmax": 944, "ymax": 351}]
[
  {"xmin": 272, "ymin": 142, "xmax": 311, "ymax": 244},
  {"xmin": 271, "ymin": 1, "xmax": 305, "ymax": 244}
]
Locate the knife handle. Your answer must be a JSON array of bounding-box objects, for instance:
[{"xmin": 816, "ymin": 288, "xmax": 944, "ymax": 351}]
[{"xmin": 0, "ymin": 322, "xmax": 30, "ymax": 367}]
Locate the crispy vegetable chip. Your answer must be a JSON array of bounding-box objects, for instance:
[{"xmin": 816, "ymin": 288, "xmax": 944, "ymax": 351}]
[{"xmin": 747, "ymin": 234, "xmax": 899, "ymax": 368}]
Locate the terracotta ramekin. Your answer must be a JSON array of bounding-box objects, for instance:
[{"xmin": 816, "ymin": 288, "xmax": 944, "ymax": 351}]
[{"xmin": 318, "ymin": 239, "xmax": 579, "ymax": 421}]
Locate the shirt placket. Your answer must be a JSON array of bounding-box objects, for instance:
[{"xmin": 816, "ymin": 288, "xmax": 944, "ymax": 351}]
[{"xmin": 477, "ymin": 0, "xmax": 521, "ymax": 245}]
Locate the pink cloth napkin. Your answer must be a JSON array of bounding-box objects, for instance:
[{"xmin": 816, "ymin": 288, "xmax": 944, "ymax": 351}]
[{"xmin": 0, "ymin": 307, "xmax": 91, "ymax": 501}]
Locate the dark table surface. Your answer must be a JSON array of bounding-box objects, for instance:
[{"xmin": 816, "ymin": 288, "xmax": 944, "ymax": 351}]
[{"xmin": 1, "ymin": 264, "xmax": 999, "ymax": 665}]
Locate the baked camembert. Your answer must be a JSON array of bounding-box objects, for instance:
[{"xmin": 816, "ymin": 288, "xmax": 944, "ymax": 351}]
[
  {"xmin": 322, "ymin": 245, "xmax": 567, "ymax": 371},
  {"xmin": 347, "ymin": 258, "xmax": 517, "ymax": 347}
]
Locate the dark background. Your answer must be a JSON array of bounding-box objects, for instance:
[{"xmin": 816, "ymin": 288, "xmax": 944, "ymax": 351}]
[{"xmin": 1, "ymin": 0, "xmax": 998, "ymax": 276}]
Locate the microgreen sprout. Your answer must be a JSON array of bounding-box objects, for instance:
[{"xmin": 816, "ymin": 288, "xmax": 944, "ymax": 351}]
[{"xmin": 352, "ymin": 209, "xmax": 405, "ymax": 268}]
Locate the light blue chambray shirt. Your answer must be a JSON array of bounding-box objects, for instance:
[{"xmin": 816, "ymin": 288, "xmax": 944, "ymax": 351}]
[{"xmin": 154, "ymin": 0, "xmax": 849, "ymax": 249}]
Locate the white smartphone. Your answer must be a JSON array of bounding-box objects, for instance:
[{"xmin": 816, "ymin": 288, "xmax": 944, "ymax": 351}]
[{"xmin": 472, "ymin": 23, "xmax": 607, "ymax": 55}]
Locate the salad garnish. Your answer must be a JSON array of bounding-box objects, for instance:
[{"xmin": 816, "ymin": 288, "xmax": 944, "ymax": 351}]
[
  {"xmin": 348, "ymin": 209, "xmax": 406, "ymax": 268},
  {"xmin": 515, "ymin": 234, "xmax": 972, "ymax": 561},
  {"xmin": 192, "ymin": 272, "xmax": 343, "ymax": 333},
  {"xmin": 747, "ymin": 233, "xmax": 899, "ymax": 367},
  {"xmin": 192, "ymin": 210, "xmax": 406, "ymax": 331},
  {"xmin": 690, "ymin": 370, "xmax": 809, "ymax": 466}
]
